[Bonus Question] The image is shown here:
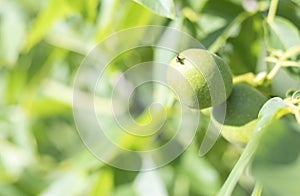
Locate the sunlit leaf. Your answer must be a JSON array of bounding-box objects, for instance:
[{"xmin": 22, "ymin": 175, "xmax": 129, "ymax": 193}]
[
  {"xmin": 112, "ymin": 184, "xmax": 137, "ymax": 196},
  {"xmin": 266, "ymin": 16, "xmax": 300, "ymax": 50},
  {"xmin": 24, "ymin": 0, "xmax": 72, "ymax": 51},
  {"xmin": 90, "ymin": 169, "xmax": 113, "ymax": 196},
  {"xmin": 256, "ymin": 97, "xmax": 289, "ymax": 131},
  {"xmin": 95, "ymin": 0, "xmax": 119, "ymax": 42},
  {"xmin": 85, "ymin": 0, "xmax": 99, "ymax": 22},
  {"xmin": 95, "ymin": 1, "xmax": 154, "ymax": 45},
  {"xmin": 116, "ymin": 2, "xmax": 153, "ymax": 29},
  {"xmin": 132, "ymin": 0, "xmax": 175, "ymax": 19},
  {"xmin": 134, "ymin": 170, "xmax": 168, "ymax": 196},
  {"xmin": 40, "ymin": 172, "xmax": 87, "ymax": 196},
  {"xmin": 187, "ymin": 0, "xmax": 209, "ymax": 12},
  {"xmin": 0, "ymin": 141, "xmax": 31, "ymax": 179},
  {"xmin": 0, "ymin": 2, "xmax": 26, "ymax": 66}
]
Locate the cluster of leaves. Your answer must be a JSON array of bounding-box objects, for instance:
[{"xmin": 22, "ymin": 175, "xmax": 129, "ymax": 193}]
[{"xmin": 0, "ymin": 0, "xmax": 299, "ymax": 195}]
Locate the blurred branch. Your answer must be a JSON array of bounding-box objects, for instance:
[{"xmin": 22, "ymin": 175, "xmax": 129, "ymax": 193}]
[
  {"xmin": 266, "ymin": 46, "xmax": 300, "ymax": 80},
  {"xmin": 233, "ymin": 72, "xmax": 255, "ymax": 85},
  {"xmin": 46, "ymin": 33, "xmax": 93, "ymax": 55},
  {"xmin": 43, "ymin": 80, "xmax": 126, "ymax": 115}
]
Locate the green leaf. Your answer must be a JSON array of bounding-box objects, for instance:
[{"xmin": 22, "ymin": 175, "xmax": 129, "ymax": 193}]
[
  {"xmin": 132, "ymin": 0, "xmax": 175, "ymax": 19},
  {"xmin": 285, "ymin": 63, "xmax": 300, "ymax": 81},
  {"xmin": 134, "ymin": 170, "xmax": 168, "ymax": 196},
  {"xmin": 226, "ymin": 14, "xmax": 264, "ymax": 74},
  {"xmin": 116, "ymin": 1, "xmax": 153, "ymax": 29},
  {"xmin": 90, "ymin": 170, "xmax": 113, "ymax": 196},
  {"xmin": 274, "ymin": 4, "xmax": 300, "ymax": 81},
  {"xmin": 5, "ymin": 68, "xmax": 27, "ymax": 104},
  {"xmin": 187, "ymin": 0, "xmax": 209, "ymax": 12},
  {"xmin": 202, "ymin": 0, "xmax": 244, "ymax": 22},
  {"xmin": 0, "ymin": 140, "xmax": 31, "ymax": 179},
  {"xmin": 85, "ymin": 0, "xmax": 98, "ymax": 22},
  {"xmin": 39, "ymin": 172, "xmax": 87, "ymax": 196},
  {"xmin": 266, "ymin": 16, "xmax": 300, "ymax": 50},
  {"xmin": 95, "ymin": 0, "xmax": 120, "ymax": 41},
  {"xmin": 253, "ymin": 117, "xmax": 300, "ymax": 165},
  {"xmin": 206, "ymin": 11, "xmax": 253, "ymax": 54},
  {"xmin": 112, "ymin": 184, "xmax": 137, "ymax": 196},
  {"xmin": 256, "ymin": 97, "xmax": 289, "ymax": 131},
  {"xmin": 291, "ymin": 0, "xmax": 300, "ymax": 7},
  {"xmin": 277, "ymin": 0, "xmax": 300, "ymax": 29},
  {"xmin": 200, "ymin": 0, "xmax": 245, "ymax": 49},
  {"xmin": 24, "ymin": 0, "xmax": 73, "ymax": 51},
  {"xmin": 96, "ymin": 1, "xmax": 154, "ymax": 44},
  {"xmin": 198, "ymin": 14, "xmax": 227, "ymax": 39},
  {"xmin": 14, "ymin": 168, "xmax": 48, "ymax": 195},
  {"xmin": 181, "ymin": 146, "xmax": 221, "ymax": 195},
  {"xmin": 0, "ymin": 183, "xmax": 23, "ymax": 196},
  {"xmin": 0, "ymin": 2, "xmax": 26, "ymax": 66},
  {"xmin": 251, "ymin": 117, "xmax": 300, "ymax": 196}
]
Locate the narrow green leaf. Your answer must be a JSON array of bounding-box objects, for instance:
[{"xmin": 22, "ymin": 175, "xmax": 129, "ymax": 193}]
[
  {"xmin": 291, "ymin": 0, "xmax": 300, "ymax": 7},
  {"xmin": 181, "ymin": 147, "xmax": 221, "ymax": 195},
  {"xmin": 90, "ymin": 170, "xmax": 113, "ymax": 196},
  {"xmin": 266, "ymin": 16, "xmax": 300, "ymax": 50},
  {"xmin": 256, "ymin": 97, "xmax": 288, "ymax": 131},
  {"xmin": 95, "ymin": 0, "xmax": 119, "ymax": 42},
  {"xmin": 85, "ymin": 0, "xmax": 99, "ymax": 22},
  {"xmin": 0, "ymin": 3, "xmax": 26, "ymax": 65},
  {"xmin": 40, "ymin": 172, "xmax": 87, "ymax": 196},
  {"xmin": 226, "ymin": 14, "xmax": 264, "ymax": 74},
  {"xmin": 251, "ymin": 117, "xmax": 300, "ymax": 196},
  {"xmin": 116, "ymin": 1, "xmax": 153, "ymax": 29},
  {"xmin": 132, "ymin": 0, "xmax": 175, "ymax": 19},
  {"xmin": 24, "ymin": 0, "xmax": 71, "ymax": 51}
]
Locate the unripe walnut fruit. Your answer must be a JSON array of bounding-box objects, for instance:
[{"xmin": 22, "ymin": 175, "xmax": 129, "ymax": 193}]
[
  {"xmin": 212, "ymin": 84, "xmax": 268, "ymax": 146},
  {"xmin": 167, "ymin": 49, "xmax": 233, "ymax": 109}
]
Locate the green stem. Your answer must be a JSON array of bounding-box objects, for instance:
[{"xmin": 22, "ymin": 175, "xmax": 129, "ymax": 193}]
[
  {"xmin": 266, "ymin": 61, "xmax": 281, "ymax": 80},
  {"xmin": 267, "ymin": 0, "xmax": 278, "ymax": 23},
  {"xmin": 283, "ymin": 46, "xmax": 300, "ymax": 59},
  {"xmin": 233, "ymin": 72, "xmax": 255, "ymax": 85},
  {"xmin": 266, "ymin": 46, "xmax": 300, "ymax": 80},
  {"xmin": 217, "ymin": 131, "xmax": 263, "ymax": 196},
  {"xmin": 208, "ymin": 12, "xmax": 252, "ymax": 53},
  {"xmin": 251, "ymin": 183, "xmax": 263, "ymax": 196},
  {"xmin": 281, "ymin": 61, "xmax": 300, "ymax": 67}
]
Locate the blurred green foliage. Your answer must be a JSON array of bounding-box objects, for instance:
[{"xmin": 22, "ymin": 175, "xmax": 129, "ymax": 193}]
[{"xmin": 0, "ymin": 0, "xmax": 300, "ymax": 195}]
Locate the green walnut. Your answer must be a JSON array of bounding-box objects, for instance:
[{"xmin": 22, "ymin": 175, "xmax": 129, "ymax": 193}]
[
  {"xmin": 167, "ymin": 49, "xmax": 233, "ymax": 109},
  {"xmin": 212, "ymin": 83, "xmax": 268, "ymax": 146}
]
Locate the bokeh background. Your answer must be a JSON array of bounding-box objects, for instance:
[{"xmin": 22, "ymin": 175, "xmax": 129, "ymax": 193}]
[{"xmin": 0, "ymin": 0, "xmax": 299, "ymax": 195}]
